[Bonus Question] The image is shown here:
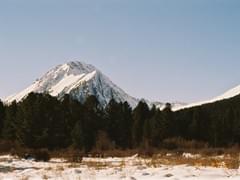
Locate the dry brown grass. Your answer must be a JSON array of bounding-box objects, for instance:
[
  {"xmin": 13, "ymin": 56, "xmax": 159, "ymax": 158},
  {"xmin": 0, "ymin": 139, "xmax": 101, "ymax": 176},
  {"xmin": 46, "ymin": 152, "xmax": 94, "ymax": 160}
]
[
  {"xmin": 7, "ymin": 143, "xmax": 238, "ymax": 170},
  {"xmin": 51, "ymin": 146, "xmax": 240, "ymax": 170},
  {"xmin": 83, "ymin": 161, "xmax": 109, "ymax": 170},
  {"xmin": 42, "ymin": 174, "xmax": 49, "ymax": 180},
  {"xmin": 67, "ymin": 162, "xmax": 81, "ymax": 168},
  {"xmin": 142, "ymin": 150, "xmax": 240, "ymax": 169},
  {"xmin": 20, "ymin": 176, "xmax": 29, "ymax": 180},
  {"xmin": 56, "ymin": 165, "xmax": 65, "ymax": 171}
]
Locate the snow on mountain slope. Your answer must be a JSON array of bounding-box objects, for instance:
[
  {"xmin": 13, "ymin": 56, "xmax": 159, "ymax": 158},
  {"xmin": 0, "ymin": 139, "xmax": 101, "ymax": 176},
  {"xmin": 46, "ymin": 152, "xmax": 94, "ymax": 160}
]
[
  {"xmin": 5, "ymin": 61, "xmax": 139, "ymax": 107},
  {"xmin": 5, "ymin": 61, "xmax": 186, "ymax": 109},
  {"xmin": 173, "ymin": 85, "xmax": 240, "ymax": 111}
]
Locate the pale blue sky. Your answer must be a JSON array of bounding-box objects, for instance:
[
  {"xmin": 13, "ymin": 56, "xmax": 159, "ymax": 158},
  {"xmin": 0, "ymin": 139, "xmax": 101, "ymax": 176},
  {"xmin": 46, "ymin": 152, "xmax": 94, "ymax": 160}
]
[{"xmin": 0, "ymin": 0, "xmax": 240, "ymax": 103}]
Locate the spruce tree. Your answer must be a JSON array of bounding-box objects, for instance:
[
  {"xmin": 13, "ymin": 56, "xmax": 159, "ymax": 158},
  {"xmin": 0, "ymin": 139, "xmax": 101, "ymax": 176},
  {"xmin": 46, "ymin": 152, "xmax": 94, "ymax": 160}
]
[
  {"xmin": 71, "ymin": 120, "xmax": 85, "ymax": 149},
  {"xmin": 2, "ymin": 101, "xmax": 17, "ymax": 140},
  {"xmin": 0, "ymin": 100, "xmax": 5, "ymax": 136},
  {"xmin": 82, "ymin": 95, "xmax": 102, "ymax": 152},
  {"xmin": 105, "ymin": 100, "xmax": 133, "ymax": 149},
  {"xmin": 132, "ymin": 101, "xmax": 150, "ymax": 147}
]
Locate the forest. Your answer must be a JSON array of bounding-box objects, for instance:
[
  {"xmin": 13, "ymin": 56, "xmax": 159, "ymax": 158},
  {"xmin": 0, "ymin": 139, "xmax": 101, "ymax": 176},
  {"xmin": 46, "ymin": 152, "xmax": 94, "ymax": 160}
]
[{"xmin": 0, "ymin": 92, "xmax": 240, "ymax": 153}]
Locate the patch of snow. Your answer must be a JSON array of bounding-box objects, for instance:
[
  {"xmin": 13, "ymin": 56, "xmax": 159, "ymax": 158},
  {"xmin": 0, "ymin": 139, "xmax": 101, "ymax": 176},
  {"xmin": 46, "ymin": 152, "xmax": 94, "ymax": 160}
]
[
  {"xmin": 183, "ymin": 153, "xmax": 201, "ymax": 159},
  {"xmin": 0, "ymin": 155, "xmax": 239, "ymax": 180}
]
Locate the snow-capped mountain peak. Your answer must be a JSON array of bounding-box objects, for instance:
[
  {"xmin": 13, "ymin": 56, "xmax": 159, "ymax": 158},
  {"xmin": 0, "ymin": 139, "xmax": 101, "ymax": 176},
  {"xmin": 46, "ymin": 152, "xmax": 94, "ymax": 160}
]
[
  {"xmin": 5, "ymin": 61, "xmax": 187, "ymax": 109},
  {"xmin": 5, "ymin": 61, "xmax": 139, "ymax": 107}
]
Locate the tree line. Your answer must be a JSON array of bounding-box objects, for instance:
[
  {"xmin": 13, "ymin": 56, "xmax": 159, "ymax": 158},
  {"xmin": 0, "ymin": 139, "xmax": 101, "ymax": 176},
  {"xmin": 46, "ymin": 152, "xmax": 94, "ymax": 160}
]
[{"xmin": 0, "ymin": 92, "xmax": 239, "ymax": 152}]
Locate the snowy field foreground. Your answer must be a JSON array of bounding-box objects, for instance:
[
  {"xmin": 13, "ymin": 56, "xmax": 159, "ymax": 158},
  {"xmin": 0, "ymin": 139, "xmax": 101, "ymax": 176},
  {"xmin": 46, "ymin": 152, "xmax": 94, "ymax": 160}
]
[{"xmin": 0, "ymin": 155, "xmax": 239, "ymax": 180}]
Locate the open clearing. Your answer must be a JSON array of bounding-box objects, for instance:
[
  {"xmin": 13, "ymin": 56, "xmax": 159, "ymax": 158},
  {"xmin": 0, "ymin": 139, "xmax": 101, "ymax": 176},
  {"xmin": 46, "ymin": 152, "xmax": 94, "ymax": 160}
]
[{"xmin": 0, "ymin": 154, "xmax": 239, "ymax": 180}]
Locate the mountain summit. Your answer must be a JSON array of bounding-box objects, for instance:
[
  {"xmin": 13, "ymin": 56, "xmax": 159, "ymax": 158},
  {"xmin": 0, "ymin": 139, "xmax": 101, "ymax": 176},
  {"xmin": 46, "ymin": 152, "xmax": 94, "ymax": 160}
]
[
  {"xmin": 5, "ymin": 61, "xmax": 187, "ymax": 109},
  {"xmin": 4, "ymin": 61, "xmax": 240, "ymax": 111},
  {"xmin": 5, "ymin": 61, "xmax": 139, "ymax": 107}
]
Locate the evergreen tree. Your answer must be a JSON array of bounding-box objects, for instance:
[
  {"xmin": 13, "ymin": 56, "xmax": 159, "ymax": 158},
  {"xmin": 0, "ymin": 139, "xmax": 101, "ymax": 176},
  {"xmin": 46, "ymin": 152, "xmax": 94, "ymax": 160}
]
[
  {"xmin": 106, "ymin": 100, "xmax": 133, "ymax": 149},
  {"xmin": 44, "ymin": 94, "xmax": 68, "ymax": 149},
  {"xmin": 121, "ymin": 102, "xmax": 133, "ymax": 148},
  {"xmin": 162, "ymin": 103, "xmax": 173, "ymax": 138},
  {"xmin": 71, "ymin": 120, "xmax": 85, "ymax": 149},
  {"xmin": 15, "ymin": 93, "xmax": 67, "ymax": 149},
  {"xmin": 62, "ymin": 95, "xmax": 84, "ymax": 146},
  {"xmin": 1, "ymin": 91, "xmax": 240, "ymax": 150},
  {"xmin": 132, "ymin": 101, "xmax": 150, "ymax": 147},
  {"xmin": 2, "ymin": 101, "xmax": 17, "ymax": 140},
  {"xmin": 82, "ymin": 95, "xmax": 102, "ymax": 152},
  {"xmin": 151, "ymin": 110, "xmax": 168, "ymax": 146},
  {"xmin": 0, "ymin": 100, "xmax": 5, "ymax": 136}
]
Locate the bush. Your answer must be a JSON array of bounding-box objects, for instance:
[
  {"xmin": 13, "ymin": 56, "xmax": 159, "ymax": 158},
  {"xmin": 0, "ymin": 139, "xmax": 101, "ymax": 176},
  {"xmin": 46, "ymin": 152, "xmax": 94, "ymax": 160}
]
[
  {"xmin": 68, "ymin": 151, "xmax": 83, "ymax": 163},
  {"xmin": 225, "ymin": 154, "xmax": 240, "ymax": 169},
  {"xmin": 32, "ymin": 149, "xmax": 50, "ymax": 162},
  {"xmin": 46, "ymin": 148, "xmax": 84, "ymax": 163},
  {"xmin": 162, "ymin": 137, "xmax": 208, "ymax": 150},
  {"xmin": 12, "ymin": 148, "xmax": 51, "ymax": 162},
  {"xmin": 10, "ymin": 145, "xmax": 30, "ymax": 159},
  {"xmin": 95, "ymin": 131, "xmax": 114, "ymax": 151},
  {"xmin": 0, "ymin": 140, "xmax": 15, "ymax": 153}
]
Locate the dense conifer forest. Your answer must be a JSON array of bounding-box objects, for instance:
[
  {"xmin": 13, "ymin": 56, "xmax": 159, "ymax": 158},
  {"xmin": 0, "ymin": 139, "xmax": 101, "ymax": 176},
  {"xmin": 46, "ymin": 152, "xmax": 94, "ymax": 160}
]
[{"xmin": 0, "ymin": 93, "xmax": 239, "ymax": 152}]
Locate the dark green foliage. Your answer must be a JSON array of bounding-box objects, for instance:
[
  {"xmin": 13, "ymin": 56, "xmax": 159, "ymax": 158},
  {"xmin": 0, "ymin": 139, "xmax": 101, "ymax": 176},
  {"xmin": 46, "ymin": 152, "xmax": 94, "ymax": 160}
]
[
  {"xmin": 132, "ymin": 101, "xmax": 151, "ymax": 147},
  {"xmin": 15, "ymin": 93, "xmax": 68, "ymax": 149},
  {"xmin": 1, "ymin": 93, "xmax": 240, "ymax": 151},
  {"xmin": 0, "ymin": 100, "xmax": 5, "ymax": 136},
  {"xmin": 105, "ymin": 100, "xmax": 133, "ymax": 149},
  {"xmin": 61, "ymin": 95, "xmax": 84, "ymax": 146},
  {"xmin": 71, "ymin": 120, "xmax": 84, "ymax": 149},
  {"xmin": 81, "ymin": 95, "xmax": 103, "ymax": 152},
  {"xmin": 175, "ymin": 95, "xmax": 240, "ymax": 147},
  {"xmin": 147, "ymin": 110, "xmax": 169, "ymax": 146},
  {"xmin": 2, "ymin": 101, "xmax": 17, "ymax": 140}
]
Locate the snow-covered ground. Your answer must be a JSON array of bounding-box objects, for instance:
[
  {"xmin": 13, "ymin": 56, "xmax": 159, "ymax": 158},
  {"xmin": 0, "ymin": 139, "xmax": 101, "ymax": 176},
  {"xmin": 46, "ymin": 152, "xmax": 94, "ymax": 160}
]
[{"xmin": 0, "ymin": 155, "xmax": 239, "ymax": 180}]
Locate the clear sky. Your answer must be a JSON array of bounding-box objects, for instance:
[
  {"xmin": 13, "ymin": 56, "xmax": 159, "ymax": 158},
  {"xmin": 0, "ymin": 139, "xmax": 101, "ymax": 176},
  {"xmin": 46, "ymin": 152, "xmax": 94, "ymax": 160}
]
[{"xmin": 0, "ymin": 0, "xmax": 240, "ymax": 103}]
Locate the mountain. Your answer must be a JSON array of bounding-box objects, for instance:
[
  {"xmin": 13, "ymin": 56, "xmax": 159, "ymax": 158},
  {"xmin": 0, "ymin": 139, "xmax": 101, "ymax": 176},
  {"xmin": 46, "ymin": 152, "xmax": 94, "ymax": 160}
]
[
  {"xmin": 174, "ymin": 85, "xmax": 240, "ymax": 111},
  {"xmin": 5, "ymin": 61, "xmax": 139, "ymax": 107},
  {"xmin": 5, "ymin": 61, "xmax": 187, "ymax": 108}
]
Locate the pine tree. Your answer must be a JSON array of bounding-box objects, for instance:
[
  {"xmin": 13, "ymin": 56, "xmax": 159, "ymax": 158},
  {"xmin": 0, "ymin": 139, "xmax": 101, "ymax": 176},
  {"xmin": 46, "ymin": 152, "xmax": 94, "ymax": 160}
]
[
  {"xmin": 132, "ymin": 101, "xmax": 150, "ymax": 147},
  {"xmin": 162, "ymin": 103, "xmax": 173, "ymax": 138},
  {"xmin": 15, "ymin": 93, "xmax": 67, "ymax": 149},
  {"xmin": 151, "ymin": 110, "xmax": 168, "ymax": 146},
  {"xmin": 2, "ymin": 101, "xmax": 17, "ymax": 140},
  {"xmin": 143, "ymin": 117, "xmax": 152, "ymax": 148},
  {"xmin": 62, "ymin": 95, "xmax": 84, "ymax": 147},
  {"xmin": 105, "ymin": 100, "xmax": 133, "ymax": 149},
  {"xmin": 105, "ymin": 99, "xmax": 121, "ymax": 148},
  {"xmin": 71, "ymin": 120, "xmax": 85, "ymax": 149},
  {"xmin": 0, "ymin": 100, "xmax": 5, "ymax": 136},
  {"xmin": 82, "ymin": 95, "xmax": 102, "ymax": 152},
  {"xmin": 121, "ymin": 102, "xmax": 133, "ymax": 148},
  {"xmin": 45, "ymin": 94, "xmax": 68, "ymax": 149}
]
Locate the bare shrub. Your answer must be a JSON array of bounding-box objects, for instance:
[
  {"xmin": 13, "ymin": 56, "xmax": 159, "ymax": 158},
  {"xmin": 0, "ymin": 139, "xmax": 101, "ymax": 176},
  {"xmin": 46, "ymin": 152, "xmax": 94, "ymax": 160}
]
[
  {"xmin": 10, "ymin": 145, "xmax": 31, "ymax": 159},
  {"xmin": 93, "ymin": 149, "xmax": 138, "ymax": 158},
  {"xmin": 32, "ymin": 149, "xmax": 50, "ymax": 162},
  {"xmin": 95, "ymin": 131, "xmax": 114, "ymax": 152},
  {"xmin": 163, "ymin": 137, "xmax": 208, "ymax": 150},
  {"xmin": 224, "ymin": 153, "xmax": 240, "ymax": 169},
  {"xmin": 0, "ymin": 140, "xmax": 15, "ymax": 153},
  {"xmin": 62, "ymin": 148, "xmax": 83, "ymax": 163},
  {"xmin": 11, "ymin": 147, "xmax": 50, "ymax": 162}
]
